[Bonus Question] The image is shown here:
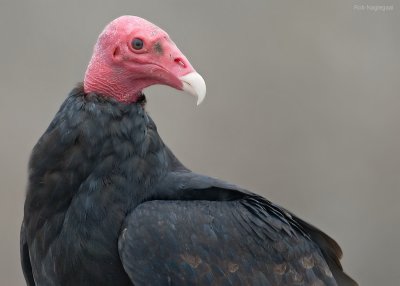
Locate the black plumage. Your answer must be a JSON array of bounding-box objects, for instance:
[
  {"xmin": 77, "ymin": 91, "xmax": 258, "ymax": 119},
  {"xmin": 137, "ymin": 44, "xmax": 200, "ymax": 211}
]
[{"xmin": 21, "ymin": 84, "xmax": 357, "ymax": 285}]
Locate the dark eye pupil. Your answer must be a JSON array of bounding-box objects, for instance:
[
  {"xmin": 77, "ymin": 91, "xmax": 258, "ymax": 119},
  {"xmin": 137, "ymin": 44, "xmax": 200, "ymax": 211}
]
[{"xmin": 132, "ymin": 38, "xmax": 143, "ymax": 50}]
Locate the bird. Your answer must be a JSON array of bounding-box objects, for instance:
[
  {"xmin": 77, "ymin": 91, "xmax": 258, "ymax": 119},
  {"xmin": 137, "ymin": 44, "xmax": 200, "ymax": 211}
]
[{"xmin": 20, "ymin": 16, "xmax": 357, "ymax": 286}]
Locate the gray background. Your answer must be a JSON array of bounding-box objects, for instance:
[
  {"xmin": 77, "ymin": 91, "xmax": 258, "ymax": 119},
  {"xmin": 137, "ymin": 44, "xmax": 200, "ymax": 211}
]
[{"xmin": 1, "ymin": 1, "xmax": 399, "ymax": 285}]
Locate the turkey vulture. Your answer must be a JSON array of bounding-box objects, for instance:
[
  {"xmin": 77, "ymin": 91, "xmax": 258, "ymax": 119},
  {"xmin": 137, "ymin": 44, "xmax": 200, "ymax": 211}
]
[{"xmin": 21, "ymin": 16, "xmax": 357, "ymax": 286}]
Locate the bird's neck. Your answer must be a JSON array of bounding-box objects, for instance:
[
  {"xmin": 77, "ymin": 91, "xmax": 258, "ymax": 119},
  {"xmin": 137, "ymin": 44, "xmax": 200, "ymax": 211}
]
[
  {"xmin": 24, "ymin": 85, "xmax": 167, "ymax": 231},
  {"xmin": 84, "ymin": 74, "xmax": 143, "ymax": 103}
]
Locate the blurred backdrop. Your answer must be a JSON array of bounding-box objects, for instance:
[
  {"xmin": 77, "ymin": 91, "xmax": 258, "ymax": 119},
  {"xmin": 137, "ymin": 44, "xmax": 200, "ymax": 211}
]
[{"xmin": 1, "ymin": 1, "xmax": 399, "ymax": 285}]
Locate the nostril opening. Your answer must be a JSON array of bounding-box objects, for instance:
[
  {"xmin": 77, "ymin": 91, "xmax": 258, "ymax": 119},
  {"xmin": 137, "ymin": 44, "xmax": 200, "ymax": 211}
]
[{"xmin": 174, "ymin": 58, "xmax": 186, "ymax": 68}]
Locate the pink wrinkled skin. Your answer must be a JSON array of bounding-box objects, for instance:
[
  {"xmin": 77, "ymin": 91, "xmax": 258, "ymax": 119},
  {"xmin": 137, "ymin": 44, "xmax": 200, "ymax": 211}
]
[{"xmin": 84, "ymin": 16, "xmax": 195, "ymax": 103}]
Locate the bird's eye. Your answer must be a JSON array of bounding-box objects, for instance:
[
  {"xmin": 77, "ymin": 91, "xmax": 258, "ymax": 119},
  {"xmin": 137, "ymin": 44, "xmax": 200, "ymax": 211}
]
[{"xmin": 131, "ymin": 38, "xmax": 144, "ymax": 50}]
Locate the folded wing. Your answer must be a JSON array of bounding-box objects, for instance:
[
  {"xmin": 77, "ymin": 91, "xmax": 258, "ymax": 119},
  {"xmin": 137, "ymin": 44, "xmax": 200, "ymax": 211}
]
[{"xmin": 118, "ymin": 173, "xmax": 357, "ymax": 286}]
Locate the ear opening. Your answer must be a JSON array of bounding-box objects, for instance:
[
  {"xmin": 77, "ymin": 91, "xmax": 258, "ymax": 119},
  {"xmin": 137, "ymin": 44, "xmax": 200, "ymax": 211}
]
[{"xmin": 112, "ymin": 46, "xmax": 121, "ymax": 60}]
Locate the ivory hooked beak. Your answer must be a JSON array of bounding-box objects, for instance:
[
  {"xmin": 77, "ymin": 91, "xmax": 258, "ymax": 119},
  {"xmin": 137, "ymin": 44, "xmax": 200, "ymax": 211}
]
[{"xmin": 180, "ymin": 72, "xmax": 206, "ymax": 105}]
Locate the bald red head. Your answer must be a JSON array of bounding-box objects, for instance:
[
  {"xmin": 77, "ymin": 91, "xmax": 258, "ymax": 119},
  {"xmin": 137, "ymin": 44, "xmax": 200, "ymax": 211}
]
[{"xmin": 84, "ymin": 16, "xmax": 206, "ymax": 104}]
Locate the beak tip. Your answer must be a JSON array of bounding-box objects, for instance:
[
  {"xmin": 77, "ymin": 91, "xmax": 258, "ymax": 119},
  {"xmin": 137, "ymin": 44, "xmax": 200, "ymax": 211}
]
[
  {"xmin": 196, "ymin": 92, "xmax": 205, "ymax": 106},
  {"xmin": 180, "ymin": 72, "xmax": 207, "ymax": 106}
]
